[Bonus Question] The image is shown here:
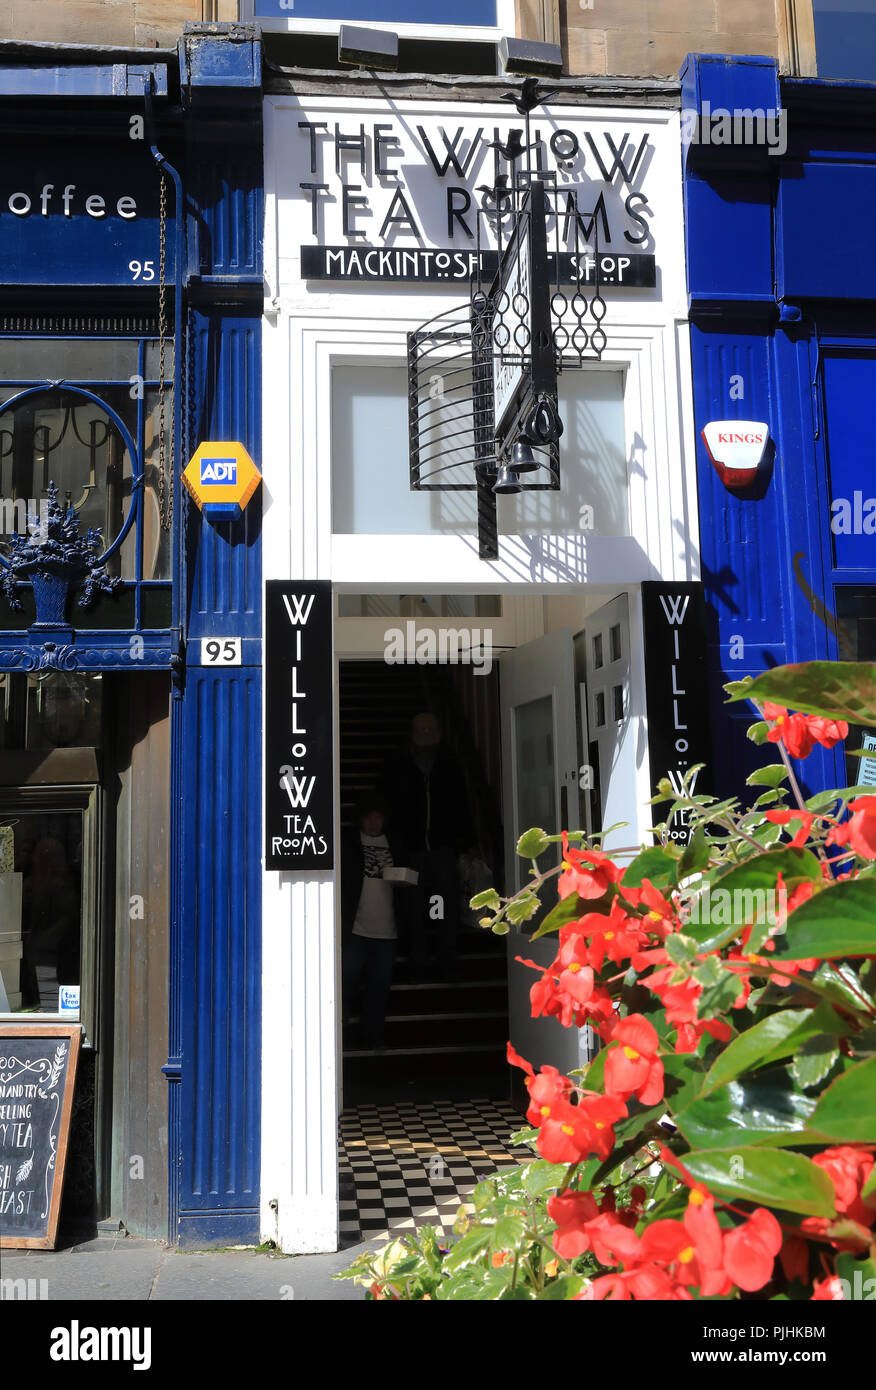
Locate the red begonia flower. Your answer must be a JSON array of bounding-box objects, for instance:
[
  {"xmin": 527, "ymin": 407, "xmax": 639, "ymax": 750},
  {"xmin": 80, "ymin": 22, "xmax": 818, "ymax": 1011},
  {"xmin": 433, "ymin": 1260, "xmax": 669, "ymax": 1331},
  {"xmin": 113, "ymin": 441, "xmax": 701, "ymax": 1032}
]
[
  {"xmin": 844, "ymin": 796, "xmax": 876, "ymax": 860},
  {"xmin": 765, "ymin": 808, "xmax": 815, "ymax": 849},
  {"xmin": 807, "ymin": 716, "xmax": 849, "ymax": 749},
  {"xmin": 765, "ymin": 704, "xmax": 815, "ymax": 759},
  {"xmin": 811, "ymin": 1146, "xmax": 876, "ymax": 1228},
  {"xmin": 604, "ymin": 1014, "xmax": 664, "ymax": 1105},
  {"xmin": 557, "ymin": 835, "xmax": 620, "ymax": 900},
  {"xmin": 547, "ymin": 1192, "xmax": 641, "ymax": 1264},
  {"xmin": 722, "ymin": 1207, "xmax": 782, "ymax": 1292},
  {"xmin": 811, "ymin": 1275, "xmax": 845, "ymax": 1300}
]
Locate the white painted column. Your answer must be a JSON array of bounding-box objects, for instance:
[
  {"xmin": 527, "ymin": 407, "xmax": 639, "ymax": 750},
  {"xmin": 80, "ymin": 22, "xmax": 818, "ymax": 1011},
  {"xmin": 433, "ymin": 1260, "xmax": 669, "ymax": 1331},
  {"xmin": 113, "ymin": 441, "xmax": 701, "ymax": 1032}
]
[{"xmin": 260, "ymin": 307, "xmax": 340, "ymax": 1253}]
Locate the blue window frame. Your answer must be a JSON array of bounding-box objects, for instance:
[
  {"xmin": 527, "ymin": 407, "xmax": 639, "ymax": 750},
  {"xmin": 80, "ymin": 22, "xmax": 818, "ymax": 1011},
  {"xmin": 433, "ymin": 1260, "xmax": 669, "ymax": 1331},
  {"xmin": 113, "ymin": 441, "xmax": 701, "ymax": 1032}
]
[
  {"xmin": 252, "ymin": 0, "xmax": 498, "ymax": 23},
  {"xmin": 0, "ymin": 334, "xmax": 173, "ymax": 643},
  {"xmin": 813, "ymin": 0, "xmax": 876, "ymax": 81}
]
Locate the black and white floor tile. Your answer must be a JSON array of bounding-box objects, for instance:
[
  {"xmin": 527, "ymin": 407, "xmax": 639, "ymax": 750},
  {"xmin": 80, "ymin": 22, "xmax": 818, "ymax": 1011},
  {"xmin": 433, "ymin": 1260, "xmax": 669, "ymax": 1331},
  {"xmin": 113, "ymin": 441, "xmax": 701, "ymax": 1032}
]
[{"xmin": 338, "ymin": 1098, "xmax": 524, "ymax": 1245}]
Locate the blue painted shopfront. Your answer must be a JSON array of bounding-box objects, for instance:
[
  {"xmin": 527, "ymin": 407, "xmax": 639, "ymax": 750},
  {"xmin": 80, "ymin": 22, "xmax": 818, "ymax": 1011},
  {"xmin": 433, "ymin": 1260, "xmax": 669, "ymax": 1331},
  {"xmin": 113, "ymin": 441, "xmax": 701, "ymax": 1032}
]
[
  {"xmin": 681, "ymin": 53, "xmax": 876, "ymax": 802},
  {"xmin": 0, "ymin": 26, "xmax": 263, "ymax": 1246}
]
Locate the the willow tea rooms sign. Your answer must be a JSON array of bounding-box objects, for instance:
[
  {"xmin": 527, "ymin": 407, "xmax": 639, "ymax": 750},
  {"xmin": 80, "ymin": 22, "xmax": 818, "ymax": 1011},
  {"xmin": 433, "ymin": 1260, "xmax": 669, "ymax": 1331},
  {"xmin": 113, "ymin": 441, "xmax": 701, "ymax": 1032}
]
[
  {"xmin": 270, "ymin": 97, "xmax": 676, "ymax": 289},
  {"xmin": 265, "ymin": 581, "xmax": 334, "ymax": 872}
]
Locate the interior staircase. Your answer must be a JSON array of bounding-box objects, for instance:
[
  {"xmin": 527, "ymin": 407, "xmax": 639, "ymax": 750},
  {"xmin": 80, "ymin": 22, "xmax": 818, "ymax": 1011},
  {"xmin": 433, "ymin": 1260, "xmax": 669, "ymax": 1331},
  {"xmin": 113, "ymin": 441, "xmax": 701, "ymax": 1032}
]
[{"xmin": 338, "ymin": 659, "xmax": 510, "ymax": 1104}]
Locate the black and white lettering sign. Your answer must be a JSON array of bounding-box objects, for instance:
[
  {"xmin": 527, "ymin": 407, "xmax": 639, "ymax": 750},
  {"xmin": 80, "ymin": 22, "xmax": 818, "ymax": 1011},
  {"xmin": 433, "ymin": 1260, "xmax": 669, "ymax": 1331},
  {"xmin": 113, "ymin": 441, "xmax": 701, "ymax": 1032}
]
[
  {"xmin": 641, "ymin": 582, "xmax": 713, "ymax": 847},
  {"xmin": 301, "ymin": 245, "xmax": 656, "ymax": 287},
  {"xmin": 265, "ymin": 581, "xmax": 334, "ymax": 871}
]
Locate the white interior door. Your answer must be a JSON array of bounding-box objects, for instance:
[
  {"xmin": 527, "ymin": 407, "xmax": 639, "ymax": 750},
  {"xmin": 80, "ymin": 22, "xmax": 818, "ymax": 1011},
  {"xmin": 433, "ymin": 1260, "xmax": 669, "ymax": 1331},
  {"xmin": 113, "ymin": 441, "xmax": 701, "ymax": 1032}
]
[
  {"xmin": 499, "ymin": 629, "xmax": 582, "ymax": 1075},
  {"xmin": 582, "ymin": 593, "xmax": 639, "ymax": 863}
]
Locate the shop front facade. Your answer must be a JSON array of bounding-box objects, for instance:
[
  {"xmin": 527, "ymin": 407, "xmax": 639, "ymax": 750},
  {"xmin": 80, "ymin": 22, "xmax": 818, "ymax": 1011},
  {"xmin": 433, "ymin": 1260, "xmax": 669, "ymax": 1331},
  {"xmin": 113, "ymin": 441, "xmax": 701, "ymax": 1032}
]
[
  {"xmin": 0, "ymin": 25, "xmax": 263, "ymax": 1247},
  {"xmin": 260, "ymin": 66, "xmax": 706, "ymax": 1253},
  {"xmin": 682, "ymin": 53, "xmax": 876, "ymax": 803}
]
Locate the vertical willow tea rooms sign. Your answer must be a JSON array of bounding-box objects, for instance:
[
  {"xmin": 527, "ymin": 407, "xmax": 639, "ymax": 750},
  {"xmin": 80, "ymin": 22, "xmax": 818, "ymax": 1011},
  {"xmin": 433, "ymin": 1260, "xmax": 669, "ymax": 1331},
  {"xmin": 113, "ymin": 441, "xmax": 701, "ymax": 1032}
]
[{"xmin": 265, "ymin": 580, "xmax": 334, "ymax": 871}]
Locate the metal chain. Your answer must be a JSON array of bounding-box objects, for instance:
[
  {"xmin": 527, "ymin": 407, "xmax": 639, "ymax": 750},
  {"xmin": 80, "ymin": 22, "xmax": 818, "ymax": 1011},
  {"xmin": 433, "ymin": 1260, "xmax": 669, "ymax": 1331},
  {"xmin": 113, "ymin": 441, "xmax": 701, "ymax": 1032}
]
[{"xmin": 157, "ymin": 169, "xmax": 172, "ymax": 532}]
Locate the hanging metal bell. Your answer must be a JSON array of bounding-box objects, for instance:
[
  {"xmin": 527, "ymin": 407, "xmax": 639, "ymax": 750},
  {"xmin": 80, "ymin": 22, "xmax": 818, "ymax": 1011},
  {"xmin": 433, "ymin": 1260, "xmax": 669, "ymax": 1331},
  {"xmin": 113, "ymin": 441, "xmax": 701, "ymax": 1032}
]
[
  {"xmin": 492, "ymin": 461, "xmax": 521, "ymax": 494},
  {"xmin": 510, "ymin": 439, "xmax": 539, "ymax": 473}
]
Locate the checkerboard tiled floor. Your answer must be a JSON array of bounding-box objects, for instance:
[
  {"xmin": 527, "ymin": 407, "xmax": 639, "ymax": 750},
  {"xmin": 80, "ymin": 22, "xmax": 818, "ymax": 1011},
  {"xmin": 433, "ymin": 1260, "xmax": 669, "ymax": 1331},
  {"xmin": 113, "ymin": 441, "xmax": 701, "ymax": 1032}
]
[{"xmin": 339, "ymin": 1098, "xmax": 524, "ymax": 1244}]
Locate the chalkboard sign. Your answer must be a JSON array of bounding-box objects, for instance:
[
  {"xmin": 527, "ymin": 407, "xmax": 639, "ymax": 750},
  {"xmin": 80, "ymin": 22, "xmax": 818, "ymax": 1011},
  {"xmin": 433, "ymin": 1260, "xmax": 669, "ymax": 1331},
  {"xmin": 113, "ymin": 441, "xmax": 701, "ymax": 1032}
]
[{"xmin": 0, "ymin": 1024, "xmax": 81, "ymax": 1249}]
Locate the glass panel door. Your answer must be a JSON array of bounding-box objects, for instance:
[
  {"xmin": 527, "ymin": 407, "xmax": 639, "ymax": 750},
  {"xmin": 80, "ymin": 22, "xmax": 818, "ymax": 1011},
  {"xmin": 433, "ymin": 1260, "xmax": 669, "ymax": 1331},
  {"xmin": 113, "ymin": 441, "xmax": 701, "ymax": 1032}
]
[{"xmin": 1, "ymin": 808, "xmax": 83, "ymax": 1014}]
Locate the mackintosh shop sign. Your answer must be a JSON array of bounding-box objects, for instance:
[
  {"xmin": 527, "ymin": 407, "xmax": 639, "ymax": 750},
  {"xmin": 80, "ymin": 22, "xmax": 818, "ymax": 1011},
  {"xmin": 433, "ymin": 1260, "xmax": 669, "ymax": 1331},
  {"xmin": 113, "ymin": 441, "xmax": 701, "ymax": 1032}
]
[
  {"xmin": 284, "ymin": 99, "xmax": 662, "ymax": 287},
  {"xmin": 641, "ymin": 582, "xmax": 713, "ymax": 847},
  {"xmin": 265, "ymin": 580, "xmax": 334, "ymax": 872}
]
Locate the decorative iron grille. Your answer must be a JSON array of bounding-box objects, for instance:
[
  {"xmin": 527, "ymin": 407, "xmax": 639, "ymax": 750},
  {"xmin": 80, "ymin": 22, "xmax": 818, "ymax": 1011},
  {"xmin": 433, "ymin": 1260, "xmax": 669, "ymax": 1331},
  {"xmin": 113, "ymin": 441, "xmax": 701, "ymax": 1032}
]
[{"xmin": 407, "ymin": 78, "xmax": 615, "ymax": 557}]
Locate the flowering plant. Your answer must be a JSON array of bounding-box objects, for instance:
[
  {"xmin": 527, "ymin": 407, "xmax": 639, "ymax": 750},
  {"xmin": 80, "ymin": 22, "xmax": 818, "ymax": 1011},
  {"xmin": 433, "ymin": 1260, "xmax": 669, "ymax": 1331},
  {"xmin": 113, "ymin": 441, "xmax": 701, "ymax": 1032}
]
[{"xmin": 338, "ymin": 661, "xmax": 876, "ymax": 1301}]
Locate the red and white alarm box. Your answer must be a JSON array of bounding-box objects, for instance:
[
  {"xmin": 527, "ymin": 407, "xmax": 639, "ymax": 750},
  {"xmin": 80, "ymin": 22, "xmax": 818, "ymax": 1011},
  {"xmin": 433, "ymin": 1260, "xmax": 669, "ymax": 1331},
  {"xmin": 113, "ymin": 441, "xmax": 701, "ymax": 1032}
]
[{"xmin": 701, "ymin": 421, "xmax": 770, "ymax": 490}]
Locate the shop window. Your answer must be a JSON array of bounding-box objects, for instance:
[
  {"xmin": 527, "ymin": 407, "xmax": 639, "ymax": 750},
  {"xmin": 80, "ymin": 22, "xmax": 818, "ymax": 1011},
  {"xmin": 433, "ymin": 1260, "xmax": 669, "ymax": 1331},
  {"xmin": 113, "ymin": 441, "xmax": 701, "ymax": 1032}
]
[
  {"xmin": 0, "ymin": 336, "xmax": 173, "ymax": 631},
  {"xmin": 1, "ymin": 671, "xmax": 102, "ymax": 751},
  {"xmin": 331, "ymin": 362, "xmax": 627, "ymax": 537},
  {"xmin": 0, "ymin": 784, "xmax": 99, "ymax": 1028},
  {"xmin": 250, "ymin": 1, "xmax": 499, "ymax": 24},
  {"xmin": 813, "ymin": 0, "xmax": 876, "ymax": 80},
  {"xmin": 337, "ymin": 593, "xmax": 501, "ymax": 617},
  {"xmin": 0, "ymin": 673, "xmax": 103, "ymax": 1027}
]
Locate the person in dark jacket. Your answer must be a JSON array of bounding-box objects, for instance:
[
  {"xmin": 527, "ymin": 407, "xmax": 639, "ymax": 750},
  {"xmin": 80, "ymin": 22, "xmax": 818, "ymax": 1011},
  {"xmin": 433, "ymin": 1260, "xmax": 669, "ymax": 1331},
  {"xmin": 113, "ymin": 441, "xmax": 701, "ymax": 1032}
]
[
  {"xmin": 341, "ymin": 792, "xmax": 408, "ymax": 1050},
  {"xmin": 379, "ymin": 711, "xmax": 474, "ymax": 980}
]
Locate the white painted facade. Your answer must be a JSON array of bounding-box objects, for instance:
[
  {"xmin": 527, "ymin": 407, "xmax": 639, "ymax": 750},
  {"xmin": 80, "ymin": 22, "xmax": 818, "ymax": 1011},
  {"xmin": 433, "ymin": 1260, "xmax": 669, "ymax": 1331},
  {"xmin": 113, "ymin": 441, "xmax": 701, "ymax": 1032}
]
[{"xmin": 260, "ymin": 89, "xmax": 698, "ymax": 1252}]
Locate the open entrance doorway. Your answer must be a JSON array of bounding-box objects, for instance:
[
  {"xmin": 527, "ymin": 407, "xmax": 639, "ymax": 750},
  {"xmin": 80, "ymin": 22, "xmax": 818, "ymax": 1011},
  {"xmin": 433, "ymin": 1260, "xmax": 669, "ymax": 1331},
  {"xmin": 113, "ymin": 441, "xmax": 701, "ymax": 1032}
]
[
  {"xmin": 338, "ymin": 655, "xmax": 508, "ymax": 1107},
  {"xmin": 334, "ymin": 590, "xmax": 642, "ymax": 1245}
]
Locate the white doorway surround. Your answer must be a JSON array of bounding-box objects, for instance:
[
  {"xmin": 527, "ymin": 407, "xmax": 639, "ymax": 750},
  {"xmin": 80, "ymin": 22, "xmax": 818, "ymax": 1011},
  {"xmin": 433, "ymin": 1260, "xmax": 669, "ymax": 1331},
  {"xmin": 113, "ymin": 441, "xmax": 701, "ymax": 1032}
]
[{"xmin": 261, "ymin": 91, "xmax": 698, "ymax": 1254}]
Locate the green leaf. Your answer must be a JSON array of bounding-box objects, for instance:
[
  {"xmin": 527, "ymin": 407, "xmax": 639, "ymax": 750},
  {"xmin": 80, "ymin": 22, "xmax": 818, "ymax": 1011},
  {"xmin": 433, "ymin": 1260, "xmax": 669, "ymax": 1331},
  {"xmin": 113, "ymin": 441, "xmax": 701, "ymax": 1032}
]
[
  {"xmin": 835, "ymin": 1252, "xmax": 876, "ymax": 1300},
  {"xmin": 510, "ymin": 1126, "xmax": 539, "ymax": 1148},
  {"xmin": 772, "ymin": 879, "xmax": 876, "ymax": 960},
  {"xmin": 810, "ymin": 961, "xmax": 872, "ymax": 1013},
  {"xmin": 517, "ymin": 827, "xmax": 551, "ymax": 858},
  {"xmin": 686, "ymin": 848, "xmax": 822, "ymax": 952},
  {"xmin": 665, "ymin": 933, "xmax": 698, "ymax": 965},
  {"xmin": 752, "ymin": 790, "xmax": 781, "ymax": 808},
  {"xmin": 697, "ymin": 968, "xmax": 743, "ymax": 1020},
  {"xmin": 682, "ymin": 1146, "xmax": 836, "ymax": 1217},
  {"xmin": 747, "ymin": 720, "xmax": 770, "ymax": 745},
  {"xmin": 506, "ymin": 892, "xmax": 541, "ymax": 925},
  {"xmin": 470, "ymin": 887, "xmax": 501, "ymax": 911},
  {"xmin": 805, "ymin": 786, "xmax": 870, "ymax": 812},
  {"xmin": 540, "ymin": 1275, "xmax": 591, "ymax": 1300},
  {"xmin": 443, "ymin": 1225, "xmax": 493, "ymax": 1271},
  {"xmin": 674, "ymin": 1069, "xmax": 818, "ymax": 1149},
  {"xmin": 702, "ymin": 1003, "xmax": 846, "ymax": 1094},
  {"xmin": 747, "ymin": 765, "xmax": 789, "ymax": 788},
  {"xmin": 521, "ymin": 1162, "xmax": 568, "ymax": 1198},
  {"xmin": 809, "ymin": 1056, "xmax": 876, "ymax": 1142},
  {"xmin": 790, "ymin": 1035, "xmax": 841, "ymax": 1091},
  {"xmin": 491, "ymin": 1213, "xmax": 527, "ymax": 1252},
  {"xmin": 531, "ymin": 890, "xmax": 604, "ymax": 941},
  {"xmin": 679, "ymin": 825, "xmax": 711, "ymax": 878},
  {"xmin": 620, "ymin": 845, "xmax": 678, "ymax": 889},
  {"xmin": 725, "ymin": 661, "xmax": 876, "ymax": 726}
]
